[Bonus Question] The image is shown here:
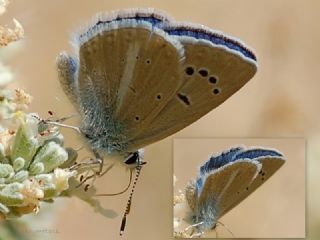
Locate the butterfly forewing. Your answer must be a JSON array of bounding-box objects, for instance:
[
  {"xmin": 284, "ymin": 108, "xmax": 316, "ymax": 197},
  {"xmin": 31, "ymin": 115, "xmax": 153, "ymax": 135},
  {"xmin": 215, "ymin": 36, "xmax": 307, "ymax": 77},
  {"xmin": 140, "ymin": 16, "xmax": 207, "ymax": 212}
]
[
  {"xmin": 128, "ymin": 29, "xmax": 257, "ymax": 151},
  {"xmin": 223, "ymin": 155, "xmax": 285, "ymax": 216},
  {"xmin": 75, "ymin": 27, "xmax": 119, "ymax": 116}
]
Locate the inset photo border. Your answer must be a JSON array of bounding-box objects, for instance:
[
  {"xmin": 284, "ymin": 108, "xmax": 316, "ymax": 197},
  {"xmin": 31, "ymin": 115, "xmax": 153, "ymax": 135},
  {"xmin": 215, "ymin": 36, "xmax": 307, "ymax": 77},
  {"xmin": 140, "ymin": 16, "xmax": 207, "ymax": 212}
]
[{"xmin": 173, "ymin": 138, "xmax": 305, "ymax": 238}]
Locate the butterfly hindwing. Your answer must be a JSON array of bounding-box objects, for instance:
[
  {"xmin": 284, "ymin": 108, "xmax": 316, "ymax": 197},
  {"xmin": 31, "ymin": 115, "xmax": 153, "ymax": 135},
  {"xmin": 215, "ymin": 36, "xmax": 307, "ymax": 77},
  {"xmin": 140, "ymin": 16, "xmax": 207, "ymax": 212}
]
[
  {"xmin": 194, "ymin": 159, "xmax": 260, "ymax": 230},
  {"xmin": 77, "ymin": 19, "xmax": 184, "ymax": 117},
  {"xmin": 111, "ymin": 26, "xmax": 184, "ymax": 136},
  {"xmin": 60, "ymin": 12, "xmax": 185, "ymax": 152},
  {"xmin": 58, "ymin": 9, "xmax": 169, "ymax": 113}
]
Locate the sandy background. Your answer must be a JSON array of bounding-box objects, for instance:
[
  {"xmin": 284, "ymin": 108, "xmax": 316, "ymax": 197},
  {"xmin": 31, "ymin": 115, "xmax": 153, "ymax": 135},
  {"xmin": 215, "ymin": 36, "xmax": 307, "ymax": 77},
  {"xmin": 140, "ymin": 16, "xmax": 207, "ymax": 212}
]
[
  {"xmin": 0, "ymin": 0, "xmax": 318, "ymax": 239},
  {"xmin": 173, "ymin": 138, "xmax": 305, "ymax": 238}
]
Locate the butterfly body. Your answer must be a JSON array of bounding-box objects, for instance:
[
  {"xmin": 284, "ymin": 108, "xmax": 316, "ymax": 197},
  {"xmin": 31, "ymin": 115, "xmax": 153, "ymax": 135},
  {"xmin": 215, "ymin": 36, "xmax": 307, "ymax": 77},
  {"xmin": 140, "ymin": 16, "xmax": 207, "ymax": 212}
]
[{"xmin": 57, "ymin": 8, "xmax": 257, "ymax": 165}]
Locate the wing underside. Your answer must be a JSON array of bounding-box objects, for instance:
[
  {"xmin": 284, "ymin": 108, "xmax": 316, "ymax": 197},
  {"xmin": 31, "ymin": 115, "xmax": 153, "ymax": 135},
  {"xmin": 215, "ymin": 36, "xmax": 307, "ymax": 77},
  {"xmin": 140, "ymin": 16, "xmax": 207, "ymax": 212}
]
[{"xmin": 57, "ymin": 9, "xmax": 258, "ymax": 153}]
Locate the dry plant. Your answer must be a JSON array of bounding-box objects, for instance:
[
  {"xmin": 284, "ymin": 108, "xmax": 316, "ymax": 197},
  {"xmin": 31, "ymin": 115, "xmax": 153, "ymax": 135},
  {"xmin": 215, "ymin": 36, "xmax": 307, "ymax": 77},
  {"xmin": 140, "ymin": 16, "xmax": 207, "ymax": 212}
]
[{"xmin": 0, "ymin": 0, "xmax": 23, "ymax": 47}]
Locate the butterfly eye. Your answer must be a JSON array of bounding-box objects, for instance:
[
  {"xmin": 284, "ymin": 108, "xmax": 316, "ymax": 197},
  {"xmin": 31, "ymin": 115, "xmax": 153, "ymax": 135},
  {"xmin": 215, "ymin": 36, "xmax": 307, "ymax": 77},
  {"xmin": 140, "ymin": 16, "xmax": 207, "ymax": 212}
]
[
  {"xmin": 146, "ymin": 59, "xmax": 151, "ymax": 64},
  {"xmin": 135, "ymin": 116, "xmax": 140, "ymax": 121},
  {"xmin": 124, "ymin": 152, "xmax": 139, "ymax": 165}
]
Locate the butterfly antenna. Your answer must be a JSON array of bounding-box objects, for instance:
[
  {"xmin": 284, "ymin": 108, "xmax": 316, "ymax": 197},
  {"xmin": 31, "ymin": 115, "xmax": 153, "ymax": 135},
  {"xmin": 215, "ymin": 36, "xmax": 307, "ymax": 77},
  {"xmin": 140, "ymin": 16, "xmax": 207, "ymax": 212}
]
[
  {"xmin": 217, "ymin": 221, "xmax": 234, "ymax": 237},
  {"xmin": 120, "ymin": 164, "xmax": 143, "ymax": 236}
]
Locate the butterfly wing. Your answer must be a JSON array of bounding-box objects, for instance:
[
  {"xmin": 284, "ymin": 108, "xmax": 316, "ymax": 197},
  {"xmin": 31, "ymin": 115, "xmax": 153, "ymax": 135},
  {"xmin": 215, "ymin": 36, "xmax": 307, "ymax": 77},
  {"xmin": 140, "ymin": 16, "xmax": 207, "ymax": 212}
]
[
  {"xmin": 189, "ymin": 146, "xmax": 285, "ymax": 231},
  {"xmin": 194, "ymin": 159, "xmax": 260, "ymax": 230},
  {"xmin": 58, "ymin": 9, "xmax": 258, "ymax": 154},
  {"xmin": 57, "ymin": 10, "xmax": 186, "ymax": 153},
  {"xmin": 57, "ymin": 9, "xmax": 172, "ymax": 107},
  {"xmin": 185, "ymin": 146, "xmax": 245, "ymax": 213},
  {"xmin": 57, "ymin": 52, "xmax": 79, "ymax": 107},
  {"xmin": 127, "ymin": 23, "xmax": 257, "ymax": 151},
  {"xmin": 221, "ymin": 148, "xmax": 286, "ymax": 216},
  {"xmin": 78, "ymin": 23, "xmax": 184, "ymax": 118}
]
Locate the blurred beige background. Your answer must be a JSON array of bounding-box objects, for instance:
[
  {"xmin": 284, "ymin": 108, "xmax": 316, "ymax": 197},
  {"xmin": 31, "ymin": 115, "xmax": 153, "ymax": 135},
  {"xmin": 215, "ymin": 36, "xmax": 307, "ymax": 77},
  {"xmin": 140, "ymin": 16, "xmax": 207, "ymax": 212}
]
[
  {"xmin": 174, "ymin": 138, "xmax": 305, "ymax": 238},
  {"xmin": 0, "ymin": 0, "xmax": 318, "ymax": 239}
]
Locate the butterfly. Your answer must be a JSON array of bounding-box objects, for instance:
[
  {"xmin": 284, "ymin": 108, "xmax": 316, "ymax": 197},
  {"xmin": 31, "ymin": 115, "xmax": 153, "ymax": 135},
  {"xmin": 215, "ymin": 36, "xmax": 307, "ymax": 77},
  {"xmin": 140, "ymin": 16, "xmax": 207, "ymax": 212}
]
[
  {"xmin": 183, "ymin": 146, "xmax": 286, "ymax": 236},
  {"xmin": 55, "ymin": 8, "xmax": 257, "ymax": 234},
  {"xmin": 56, "ymin": 8, "xmax": 257, "ymax": 167}
]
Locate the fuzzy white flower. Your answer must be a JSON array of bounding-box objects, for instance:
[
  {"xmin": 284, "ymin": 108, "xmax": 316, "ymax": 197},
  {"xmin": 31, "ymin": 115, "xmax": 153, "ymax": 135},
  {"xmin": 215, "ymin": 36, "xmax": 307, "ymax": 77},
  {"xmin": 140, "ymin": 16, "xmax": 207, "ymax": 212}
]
[
  {"xmin": 52, "ymin": 168, "xmax": 77, "ymax": 194},
  {"xmin": 0, "ymin": 18, "xmax": 24, "ymax": 46},
  {"xmin": 0, "ymin": 63, "xmax": 13, "ymax": 86},
  {"xmin": 173, "ymin": 177, "xmax": 199, "ymax": 238},
  {"xmin": 0, "ymin": 88, "xmax": 78, "ymax": 218},
  {"xmin": 0, "ymin": 0, "xmax": 24, "ymax": 46},
  {"xmin": 0, "ymin": 0, "xmax": 9, "ymax": 15},
  {"xmin": 19, "ymin": 179, "xmax": 44, "ymax": 205}
]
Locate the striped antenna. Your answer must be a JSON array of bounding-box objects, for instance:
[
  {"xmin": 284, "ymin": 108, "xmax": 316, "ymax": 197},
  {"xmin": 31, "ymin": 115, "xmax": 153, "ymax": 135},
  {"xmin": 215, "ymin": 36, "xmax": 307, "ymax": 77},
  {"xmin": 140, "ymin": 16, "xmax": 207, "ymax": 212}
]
[{"xmin": 120, "ymin": 164, "xmax": 143, "ymax": 236}]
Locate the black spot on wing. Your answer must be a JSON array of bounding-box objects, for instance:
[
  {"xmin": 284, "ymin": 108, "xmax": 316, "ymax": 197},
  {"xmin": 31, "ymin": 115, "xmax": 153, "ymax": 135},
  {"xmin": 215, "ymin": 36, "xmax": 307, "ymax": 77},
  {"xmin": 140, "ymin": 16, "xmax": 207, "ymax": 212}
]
[{"xmin": 177, "ymin": 93, "xmax": 190, "ymax": 106}]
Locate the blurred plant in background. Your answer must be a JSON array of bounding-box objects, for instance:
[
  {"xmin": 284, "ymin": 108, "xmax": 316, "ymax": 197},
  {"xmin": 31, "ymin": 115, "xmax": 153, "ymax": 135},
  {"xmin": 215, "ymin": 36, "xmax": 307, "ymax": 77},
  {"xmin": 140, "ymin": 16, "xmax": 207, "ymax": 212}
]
[
  {"xmin": 173, "ymin": 175, "xmax": 195, "ymax": 238},
  {"xmin": 0, "ymin": 88, "xmax": 78, "ymax": 219},
  {"xmin": 0, "ymin": 0, "xmax": 23, "ymax": 89},
  {"xmin": 0, "ymin": 1, "xmax": 83, "ymax": 239},
  {"xmin": 0, "ymin": 0, "xmax": 23, "ymax": 47}
]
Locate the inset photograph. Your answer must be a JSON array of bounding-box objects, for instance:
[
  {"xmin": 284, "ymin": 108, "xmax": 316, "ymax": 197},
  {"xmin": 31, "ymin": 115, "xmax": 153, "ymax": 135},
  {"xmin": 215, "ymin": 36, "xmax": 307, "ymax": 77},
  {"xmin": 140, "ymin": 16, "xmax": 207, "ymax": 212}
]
[{"xmin": 173, "ymin": 138, "xmax": 305, "ymax": 238}]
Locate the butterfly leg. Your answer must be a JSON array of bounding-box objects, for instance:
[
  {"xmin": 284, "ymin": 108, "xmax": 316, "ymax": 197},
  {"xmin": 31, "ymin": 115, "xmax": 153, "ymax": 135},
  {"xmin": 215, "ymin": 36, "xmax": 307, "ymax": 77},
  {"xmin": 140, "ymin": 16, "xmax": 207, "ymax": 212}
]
[
  {"xmin": 50, "ymin": 113, "xmax": 79, "ymax": 123},
  {"xmin": 69, "ymin": 157, "xmax": 99, "ymax": 171},
  {"xmin": 44, "ymin": 120, "xmax": 81, "ymax": 133},
  {"xmin": 174, "ymin": 221, "xmax": 204, "ymax": 238},
  {"xmin": 76, "ymin": 151, "xmax": 105, "ymax": 188},
  {"xmin": 95, "ymin": 151, "xmax": 104, "ymax": 176},
  {"xmin": 216, "ymin": 221, "xmax": 234, "ymax": 237}
]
